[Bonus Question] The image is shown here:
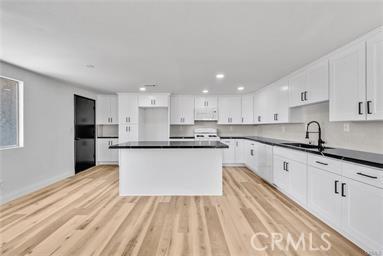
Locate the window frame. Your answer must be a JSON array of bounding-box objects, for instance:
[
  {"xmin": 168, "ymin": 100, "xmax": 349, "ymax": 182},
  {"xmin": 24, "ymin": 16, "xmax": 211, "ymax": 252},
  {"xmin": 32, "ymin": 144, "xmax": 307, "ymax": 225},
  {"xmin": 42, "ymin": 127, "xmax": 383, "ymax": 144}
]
[{"xmin": 0, "ymin": 75, "xmax": 24, "ymax": 150}]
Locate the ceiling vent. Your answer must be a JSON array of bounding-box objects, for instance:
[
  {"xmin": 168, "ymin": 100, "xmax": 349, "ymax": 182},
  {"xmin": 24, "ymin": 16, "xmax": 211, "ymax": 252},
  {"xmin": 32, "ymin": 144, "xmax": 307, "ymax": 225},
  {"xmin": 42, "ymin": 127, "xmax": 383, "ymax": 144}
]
[{"xmin": 144, "ymin": 84, "xmax": 158, "ymax": 88}]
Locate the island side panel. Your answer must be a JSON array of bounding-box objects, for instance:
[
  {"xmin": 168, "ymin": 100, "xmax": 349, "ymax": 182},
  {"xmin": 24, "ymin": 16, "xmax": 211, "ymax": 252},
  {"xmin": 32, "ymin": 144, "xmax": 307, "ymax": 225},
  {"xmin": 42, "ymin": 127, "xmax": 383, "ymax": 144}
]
[{"xmin": 119, "ymin": 148, "xmax": 223, "ymax": 196}]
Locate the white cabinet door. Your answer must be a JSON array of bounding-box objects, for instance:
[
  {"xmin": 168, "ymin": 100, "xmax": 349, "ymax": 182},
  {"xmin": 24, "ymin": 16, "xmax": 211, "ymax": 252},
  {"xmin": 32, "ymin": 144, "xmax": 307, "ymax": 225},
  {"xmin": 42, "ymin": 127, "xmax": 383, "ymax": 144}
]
[
  {"xmin": 138, "ymin": 94, "xmax": 169, "ymax": 107},
  {"xmin": 109, "ymin": 95, "xmax": 118, "ymax": 124},
  {"xmin": 171, "ymin": 95, "xmax": 195, "ymax": 125},
  {"xmin": 241, "ymin": 95, "xmax": 253, "ymax": 124},
  {"xmin": 329, "ymin": 41, "xmax": 366, "ymax": 121},
  {"xmin": 273, "ymin": 155, "xmax": 289, "ymax": 191},
  {"xmin": 271, "ymin": 80, "xmax": 289, "ymax": 123},
  {"xmin": 170, "ymin": 96, "xmax": 182, "ymax": 124},
  {"xmin": 248, "ymin": 142, "xmax": 257, "ymax": 171},
  {"xmin": 181, "ymin": 95, "xmax": 195, "ymax": 124},
  {"xmin": 118, "ymin": 94, "xmax": 138, "ymax": 124},
  {"xmin": 119, "ymin": 124, "xmax": 138, "ymax": 143},
  {"xmin": 341, "ymin": 176, "xmax": 383, "ymax": 252},
  {"xmin": 222, "ymin": 139, "xmax": 235, "ymax": 164},
  {"xmin": 218, "ymin": 96, "xmax": 241, "ymax": 124},
  {"xmin": 234, "ymin": 139, "xmax": 244, "ymax": 163},
  {"xmin": 287, "ymin": 160, "xmax": 307, "ymax": 206},
  {"xmin": 244, "ymin": 140, "xmax": 252, "ymax": 168},
  {"xmin": 110, "ymin": 139, "xmax": 119, "ymax": 161},
  {"xmin": 97, "ymin": 139, "xmax": 116, "ymax": 162},
  {"xmin": 195, "ymin": 96, "xmax": 217, "ymax": 108},
  {"xmin": 255, "ymin": 143, "xmax": 273, "ymax": 183},
  {"xmin": 307, "ymin": 59, "xmax": 329, "ymax": 104},
  {"xmin": 307, "ymin": 166, "xmax": 342, "ymax": 229},
  {"xmin": 96, "ymin": 95, "xmax": 111, "ymax": 124},
  {"xmin": 289, "ymin": 70, "xmax": 307, "ymax": 107},
  {"xmin": 367, "ymin": 30, "xmax": 383, "ymax": 120}
]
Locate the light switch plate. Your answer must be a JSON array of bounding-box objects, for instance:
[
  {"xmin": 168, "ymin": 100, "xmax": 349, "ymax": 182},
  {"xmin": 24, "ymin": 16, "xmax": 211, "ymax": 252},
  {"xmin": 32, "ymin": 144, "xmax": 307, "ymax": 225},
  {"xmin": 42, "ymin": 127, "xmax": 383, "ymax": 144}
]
[{"xmin": 343, "ymin": 123, "xmax": 350, "ymax": 132}]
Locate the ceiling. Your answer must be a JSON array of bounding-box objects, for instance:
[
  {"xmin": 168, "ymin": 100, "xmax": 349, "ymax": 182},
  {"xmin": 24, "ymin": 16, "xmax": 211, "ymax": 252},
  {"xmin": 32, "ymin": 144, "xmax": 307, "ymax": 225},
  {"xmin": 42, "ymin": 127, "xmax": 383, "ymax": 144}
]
[{"xmin": 1, "ymin": 1, "xmax": 382, "ymax": 94}]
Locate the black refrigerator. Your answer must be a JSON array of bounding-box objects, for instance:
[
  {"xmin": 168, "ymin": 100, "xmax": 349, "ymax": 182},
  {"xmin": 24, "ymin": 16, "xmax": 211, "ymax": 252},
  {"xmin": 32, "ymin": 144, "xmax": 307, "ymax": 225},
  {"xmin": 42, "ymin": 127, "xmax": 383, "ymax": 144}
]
[{"xmin": 74, "ymin": 95, "xmax": 96, "ymax": 173}]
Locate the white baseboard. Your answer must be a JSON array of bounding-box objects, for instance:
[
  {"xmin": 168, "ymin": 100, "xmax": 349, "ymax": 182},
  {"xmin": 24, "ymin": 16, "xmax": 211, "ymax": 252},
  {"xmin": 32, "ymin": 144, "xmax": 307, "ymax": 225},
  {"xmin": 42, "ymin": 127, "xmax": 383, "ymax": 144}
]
[
  {"xmin": 0, "ymin": 171, "xmax": 74, "ymax": 204},
  {"xmin": 222, "ymin": 163, "xmax": 245, "ymax": 167}
]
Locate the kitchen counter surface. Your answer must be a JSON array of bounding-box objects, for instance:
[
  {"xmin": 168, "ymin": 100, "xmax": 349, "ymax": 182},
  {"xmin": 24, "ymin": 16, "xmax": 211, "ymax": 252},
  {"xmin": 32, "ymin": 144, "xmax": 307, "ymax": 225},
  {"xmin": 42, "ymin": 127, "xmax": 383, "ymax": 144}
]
[
  {"xmin": 222, "ymin": 136, "xmax": 383, "ymax": 169},
  {"xmin": 110, "ymin": 140, "xmax": 229, "ymax": 149}
]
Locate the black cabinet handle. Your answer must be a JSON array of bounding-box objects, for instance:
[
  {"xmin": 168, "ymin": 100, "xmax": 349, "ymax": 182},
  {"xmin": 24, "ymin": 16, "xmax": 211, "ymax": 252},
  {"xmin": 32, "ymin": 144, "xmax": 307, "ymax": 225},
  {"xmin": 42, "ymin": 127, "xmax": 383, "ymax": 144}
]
[
  {"xmin": 334, "ymin": 180, "xmax": 339, "ymax": 194},
  {"xmin": 301, "ymin": 92, "xmax": 304, "ymax": 101},
  {"xmin": 283, "ymin": 161, "xmax": 286, "ymax": 171},
  {"xmin": 341, "ymin": 183, "xmax": 346, "ymax": 197},
  {"xmin": 356, "ymin": 172, "xmax": 378, "ymax": 179},
  {"xmin": 285, "ymin": 162, "xmax": 289, "ymax": 172},
  {"xmin": 304, "ymin": 91, "xmax": 308, "ymax": 101},
  {"xmin": 275, "ymin": 113, "xmax": 278, "ymax": 121},
  {"xmin": 367, "ymin": 101, "xmax": 372, "ymax": 114},
  {"xmin": 315, "ymin": 161, "xmax": 328, "ymax": 166},
  {"xmin": 358, "ymin": 102, "xmax": 363, "ymax": 115}
]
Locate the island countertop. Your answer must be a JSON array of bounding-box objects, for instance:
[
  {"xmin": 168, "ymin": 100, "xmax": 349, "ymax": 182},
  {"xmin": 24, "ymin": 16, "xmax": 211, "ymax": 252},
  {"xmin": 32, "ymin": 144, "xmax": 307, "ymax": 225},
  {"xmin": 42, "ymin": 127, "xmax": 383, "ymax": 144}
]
[{"xmin": 109, "ymin": 140, "xmax": 229, "ymax": 149}]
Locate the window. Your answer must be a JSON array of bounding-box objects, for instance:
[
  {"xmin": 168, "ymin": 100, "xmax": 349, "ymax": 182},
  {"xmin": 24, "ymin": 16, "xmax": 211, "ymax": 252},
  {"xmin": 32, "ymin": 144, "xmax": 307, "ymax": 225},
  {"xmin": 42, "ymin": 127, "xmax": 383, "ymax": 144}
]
[{"xmin": 0, "ymin": 76, "xmax": 23, "ymax": 149}]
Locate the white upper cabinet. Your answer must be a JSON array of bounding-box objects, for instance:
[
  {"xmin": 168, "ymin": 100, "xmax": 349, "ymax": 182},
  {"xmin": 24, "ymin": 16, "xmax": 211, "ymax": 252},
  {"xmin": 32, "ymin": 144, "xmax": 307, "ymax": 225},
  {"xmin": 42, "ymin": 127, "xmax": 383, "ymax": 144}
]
[
  {"xmin": 306, "ymin": 59, "xmax": 329, "ymax": 104},
  {"xmin": 118, "ymin": 93, "xmax": 138, "ymax": 124},
  {"xmin": 329, "ymin": 41, "xmax": 366, "ymax": 121},
  {"xmin": 138, "ymin": 94, "xmax": 169, "ymax": 107},
  {"xmin": 270, "ymin": 80, "xmax": 290, "ymax": 123},
  {"xmin": 96, "ymin": 95, "xmax": 118, "ymax": 124},
  {"xmin": 366, "ymin": 30, "xmax": 383, "ymax": 120},
  {"xmin": 289, "ymin": 59, "xmax": 329, "ymax": 107},
  {"xmin": 289, "ymin": 70, "xmax": 307, "ymax": 107},
  {"xmin": 195, "ymin": 96, "xmax": 217, "ymax": 109},
  {"xmin": 241, "ymin": 95, "xmax": 253, "ymax": 124},
  {"xmin": 218, "ymin": 95, "xmax": 241, "ymax": 124},
  {"xmin": 170, "ymin": 95, "xmax": 195, "ymax": 125}
]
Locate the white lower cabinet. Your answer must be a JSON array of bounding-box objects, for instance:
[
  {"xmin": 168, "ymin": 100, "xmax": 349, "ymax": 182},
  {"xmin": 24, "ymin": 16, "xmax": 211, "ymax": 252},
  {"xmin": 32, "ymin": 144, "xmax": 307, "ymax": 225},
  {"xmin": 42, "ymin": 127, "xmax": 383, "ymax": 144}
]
[
  {"xmin": 307, "ymin": 166, "xmax": 343, "ymax": 229},
  {"xmin": 221, "ymin": 139, "xmax": 244, "ymax": 165},
  {"xmin": 254, "ymin": 143, "xmax": 273, "ymax": 183},
  {"xmin": 306, "ymin": 159, "xmax": 383, "ymax": 252},
  {"xmin": 273, "ymin": 147, "xmax": 307, "ymax": 206},
  {"xmin": 97, "ymin": 138, "xmax": 118, "ymax": 163},
  {"xmin": 119, "ymin": 124, "xmax": 138, "ymax": 143},
  {"xmin": 222, "ymin": 139, "xmax": 236, "ymax": 164}
]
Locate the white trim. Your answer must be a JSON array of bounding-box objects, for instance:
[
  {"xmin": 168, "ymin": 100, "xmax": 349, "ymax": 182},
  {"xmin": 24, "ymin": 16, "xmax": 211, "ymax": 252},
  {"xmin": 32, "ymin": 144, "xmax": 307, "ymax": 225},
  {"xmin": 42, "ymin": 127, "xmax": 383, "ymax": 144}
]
[{"xmin": 0, "ymin": 171, "xmax": 73, "ymax": 204}]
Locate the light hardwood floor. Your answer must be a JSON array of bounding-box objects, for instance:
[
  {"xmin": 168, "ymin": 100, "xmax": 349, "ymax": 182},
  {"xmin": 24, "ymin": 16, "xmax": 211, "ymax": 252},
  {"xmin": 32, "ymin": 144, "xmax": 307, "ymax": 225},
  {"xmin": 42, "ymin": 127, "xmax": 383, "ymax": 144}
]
[{"xmin": 0, "ymin": 165, "xmax": 365, "ymax": 256}]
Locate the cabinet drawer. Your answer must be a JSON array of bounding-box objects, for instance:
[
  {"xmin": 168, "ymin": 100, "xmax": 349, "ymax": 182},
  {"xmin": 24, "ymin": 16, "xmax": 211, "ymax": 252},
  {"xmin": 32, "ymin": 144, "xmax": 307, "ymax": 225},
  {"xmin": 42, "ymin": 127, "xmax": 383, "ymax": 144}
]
[
  {"xmin": 273, "ymin": 146, "xmax": 307, "ymax": 164},
  {"xmin": 308, "ymin": 154, "xmax": 342, "ymax": 175},
  {"xmin": 342, "ymin": 161, "xmax": 383, "ymax": 189}
]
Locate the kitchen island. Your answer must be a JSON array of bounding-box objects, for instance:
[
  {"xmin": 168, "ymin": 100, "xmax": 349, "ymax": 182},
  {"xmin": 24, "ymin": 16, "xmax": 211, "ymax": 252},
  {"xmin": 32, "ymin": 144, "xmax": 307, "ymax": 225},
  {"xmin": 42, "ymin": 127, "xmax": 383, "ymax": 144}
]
[{"xmin": 110, "ymin": 141, "xmax": 228, "ymax": 196}]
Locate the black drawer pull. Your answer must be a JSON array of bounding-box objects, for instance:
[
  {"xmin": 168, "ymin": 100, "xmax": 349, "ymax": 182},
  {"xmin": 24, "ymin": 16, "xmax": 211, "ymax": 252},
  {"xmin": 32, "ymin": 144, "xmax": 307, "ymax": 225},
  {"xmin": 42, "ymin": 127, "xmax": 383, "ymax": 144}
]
[
  {"xmin": 334, "ymin": 180, "xmax": 339, "ymax": 194},
  {"xmin": 356, "ymin": 172, "xmax": 378, "ymax": 179},
  {"xmin": 315, "ymin": 161, "xmax": 328, "ymax": 166},
  {"xmin": 341, "ymin": 183, "xmax": 346, "ymax": 197},
  {"xmin": 358, "ymin": 102, "xmax": 363, "ymax": 115},
  {"xmin": 367, "ymin": 101, "xmax": 372, "ymax": 114}
]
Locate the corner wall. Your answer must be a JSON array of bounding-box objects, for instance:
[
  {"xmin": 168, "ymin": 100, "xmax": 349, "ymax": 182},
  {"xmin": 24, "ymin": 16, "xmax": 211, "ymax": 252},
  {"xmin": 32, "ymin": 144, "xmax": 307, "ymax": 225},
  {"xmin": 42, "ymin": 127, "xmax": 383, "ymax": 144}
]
[{"xmin": 0, "ymin": 61, "xmax": 97, "ymax": 203}]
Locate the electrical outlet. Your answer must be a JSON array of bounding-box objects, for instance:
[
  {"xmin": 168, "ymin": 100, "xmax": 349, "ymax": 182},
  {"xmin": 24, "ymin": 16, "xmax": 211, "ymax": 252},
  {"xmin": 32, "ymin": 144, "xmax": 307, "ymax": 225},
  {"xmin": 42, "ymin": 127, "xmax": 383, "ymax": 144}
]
[{"xmin": 343, "ymin": 123, "xmax": 350, "ymax": 132}]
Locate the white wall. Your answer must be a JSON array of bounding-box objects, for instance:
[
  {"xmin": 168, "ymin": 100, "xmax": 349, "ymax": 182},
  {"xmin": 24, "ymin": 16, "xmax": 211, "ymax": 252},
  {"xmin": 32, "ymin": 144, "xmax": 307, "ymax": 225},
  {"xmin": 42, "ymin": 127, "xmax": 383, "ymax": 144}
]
[
  {"xmin": 0, "ymin": 61, "xmax": 97, "ymax": 203},
  {"xmin": 170, "ymin": 122, "xmax": 257, "ymax": 137},
  {"xmin": 255, "ymin": 102, "xmax": 383, "ymax": 154}
]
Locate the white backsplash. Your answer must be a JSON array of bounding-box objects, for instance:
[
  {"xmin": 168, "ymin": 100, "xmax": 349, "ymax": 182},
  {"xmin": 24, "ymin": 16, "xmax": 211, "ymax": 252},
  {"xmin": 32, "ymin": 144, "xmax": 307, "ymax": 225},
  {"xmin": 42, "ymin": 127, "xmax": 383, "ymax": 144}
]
[
  {"xmin": 170, "ymin": 102, "xmax": 383, "ymax": 154},
  {"xmin": 254, "ymin": 102, "xmax": 383, "ymax": 154}
]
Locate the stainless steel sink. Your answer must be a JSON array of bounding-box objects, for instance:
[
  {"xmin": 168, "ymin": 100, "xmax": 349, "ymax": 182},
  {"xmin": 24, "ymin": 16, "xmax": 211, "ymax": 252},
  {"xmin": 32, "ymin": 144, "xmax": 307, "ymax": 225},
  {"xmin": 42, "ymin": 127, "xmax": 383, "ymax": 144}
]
[{"xmin": 282, "ymin": 142, "xmax": 333, "ymax": 150}]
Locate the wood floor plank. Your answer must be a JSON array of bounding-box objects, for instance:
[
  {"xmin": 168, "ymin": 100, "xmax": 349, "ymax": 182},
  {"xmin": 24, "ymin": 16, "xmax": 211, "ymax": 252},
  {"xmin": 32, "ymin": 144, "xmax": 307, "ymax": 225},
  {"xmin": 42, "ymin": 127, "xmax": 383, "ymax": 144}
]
[{"xmin": 0, "ymin": 166, "xmax": 366, "ymax": 256}]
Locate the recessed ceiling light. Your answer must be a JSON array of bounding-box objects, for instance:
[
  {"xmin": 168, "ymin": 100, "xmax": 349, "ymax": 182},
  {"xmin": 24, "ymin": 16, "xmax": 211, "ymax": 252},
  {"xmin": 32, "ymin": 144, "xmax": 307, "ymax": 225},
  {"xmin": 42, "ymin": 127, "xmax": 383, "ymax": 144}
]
[
  {"xmin": 237, "ymin": 86, "xmax": 244, "ymax": 91},
  {"xmin": 85, "ymin": 64, "xmax": 95, "ymax": 68},
  {"xmin": 216, "ymin": 73, "xmax": 225, "ymax": 79},
  {"xmin": 139, "ymin": 87, "xmax": 146, "ymax": 91},
  {"xmin": 202, "ymin": 89, "xmax": 208, "ymax": 94},
  {"xmin": 281, "ymin": 86, "xmax": 289, "ymax": 91}
]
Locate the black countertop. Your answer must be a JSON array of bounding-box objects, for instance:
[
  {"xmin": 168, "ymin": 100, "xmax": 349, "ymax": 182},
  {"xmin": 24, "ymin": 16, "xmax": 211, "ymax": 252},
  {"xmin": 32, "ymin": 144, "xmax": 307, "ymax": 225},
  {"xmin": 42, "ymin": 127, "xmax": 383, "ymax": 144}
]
[
  {"xmin": 109, "ymin": 140, "xmax": 229, "ymax": 149},
  {"xmin": 221, "ymin": 136, "xmax": 383, "ymax": 169},
  {"xmin": 98, "ymin": 136, "xmax": 119, "ymax": 139}
]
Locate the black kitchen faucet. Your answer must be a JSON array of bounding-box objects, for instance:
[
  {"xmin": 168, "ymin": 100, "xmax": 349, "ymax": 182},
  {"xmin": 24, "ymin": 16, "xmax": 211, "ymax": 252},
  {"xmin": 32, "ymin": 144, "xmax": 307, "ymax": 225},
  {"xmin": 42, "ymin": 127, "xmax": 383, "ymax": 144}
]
[{"xmin": 305, "ymin": 121, "xmax": 325, "ymax": 151}]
